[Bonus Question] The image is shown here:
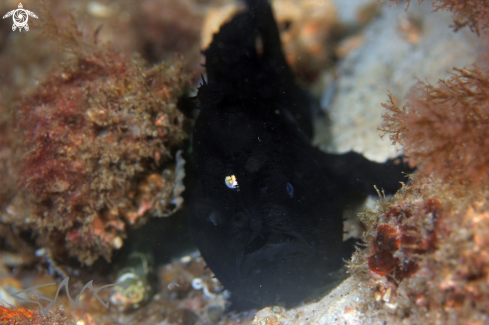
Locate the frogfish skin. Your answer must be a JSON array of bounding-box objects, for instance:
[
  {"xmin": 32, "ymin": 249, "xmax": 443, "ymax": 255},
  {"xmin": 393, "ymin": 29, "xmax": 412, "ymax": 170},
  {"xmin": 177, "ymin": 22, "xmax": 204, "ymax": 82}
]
[{"xmin": 189, "ymin": 0, "xmax": 412, "ymax": 310}]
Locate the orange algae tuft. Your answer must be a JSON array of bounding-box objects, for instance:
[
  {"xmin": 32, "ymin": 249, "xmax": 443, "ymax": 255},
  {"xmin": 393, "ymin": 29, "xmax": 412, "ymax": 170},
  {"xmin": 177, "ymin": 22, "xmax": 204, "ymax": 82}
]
[
  {"xmin": 0, "ymin": 305, "xmax": 34, "ymax": 324},
  {"xmin": 381, "ymin": 0, "xmax": 489, "ymax": 184},
  {"xmin": 380, "ymin": 66, "xmax": 489, "ymax": 184},
  {"xmin": 0, "ymin": 305, "xmax": 74, "ymax": 325}
]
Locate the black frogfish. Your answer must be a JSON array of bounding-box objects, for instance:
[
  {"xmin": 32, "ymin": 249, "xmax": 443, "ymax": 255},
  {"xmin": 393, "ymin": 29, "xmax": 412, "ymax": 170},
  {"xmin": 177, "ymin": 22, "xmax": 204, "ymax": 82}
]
[{"xmin": 189, "ymin": 0, "xmax": 411, "ymax": 310}]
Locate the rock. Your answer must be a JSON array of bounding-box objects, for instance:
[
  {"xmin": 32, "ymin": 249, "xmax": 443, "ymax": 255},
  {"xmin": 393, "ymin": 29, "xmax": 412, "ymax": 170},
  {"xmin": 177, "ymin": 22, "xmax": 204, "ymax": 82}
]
[{"xmin": 315, "ymin": 1, "xmax": 481, "ymax": 162}]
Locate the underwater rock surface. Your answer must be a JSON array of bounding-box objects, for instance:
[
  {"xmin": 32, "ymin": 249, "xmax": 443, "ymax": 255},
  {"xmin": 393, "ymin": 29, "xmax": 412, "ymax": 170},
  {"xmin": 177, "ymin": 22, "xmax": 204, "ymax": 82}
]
[{"xmin": 315, "ymin": 0, "xmax": 481, "ymax": 162}]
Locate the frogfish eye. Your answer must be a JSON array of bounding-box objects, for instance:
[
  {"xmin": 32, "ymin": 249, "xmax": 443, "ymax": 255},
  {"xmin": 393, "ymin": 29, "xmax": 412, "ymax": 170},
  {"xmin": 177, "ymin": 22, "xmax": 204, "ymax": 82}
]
[
  {"xmin": 286, "ymin": 182, "xmax": 294, "ymax": 198},
  {"xmin": 225, "ymin": 175, "xmax": 239, "ymax": 189}
]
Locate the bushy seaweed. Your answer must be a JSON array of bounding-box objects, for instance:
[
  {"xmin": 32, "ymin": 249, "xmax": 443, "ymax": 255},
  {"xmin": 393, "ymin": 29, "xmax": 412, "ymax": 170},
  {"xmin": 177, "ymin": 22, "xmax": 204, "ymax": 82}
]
[
  {"xmin": 380, "ymin": 66, "xmax": 489, "ymax": 184},
  {"xmin": 0, "ymin": 2, "xmax": 190, "ymax": 266},
  {"xmin": 352, "ymin": 1, "xmax": 489, "ymax": 324}
]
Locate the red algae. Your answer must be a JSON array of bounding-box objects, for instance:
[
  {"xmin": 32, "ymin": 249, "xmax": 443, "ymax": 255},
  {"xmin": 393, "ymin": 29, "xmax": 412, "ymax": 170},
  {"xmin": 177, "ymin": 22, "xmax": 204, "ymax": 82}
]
[
  {"xmin": 365, "ymin": 199, "xmax": 440, "ymax": 284},
  {"xmin": 380, "ymin": 0, "xmax": 489, "ymax": 186},
  {"xmin": 380, "ymin": 67, "xmax": 489, "ymax": 184},
  {"xmin": 365, "ymin": 4, "xmax": 489, "ymax": 320},
  {"xmin": 367, "ymin": 224, "xmax": 400, "ymax": 277},
  {"xmin": 0, "ymin": 7, "xmax": 190, "ymax": 265},
  {"xmin": 351, "ymin": 176, "xmax": 489, "ymax": 324}
]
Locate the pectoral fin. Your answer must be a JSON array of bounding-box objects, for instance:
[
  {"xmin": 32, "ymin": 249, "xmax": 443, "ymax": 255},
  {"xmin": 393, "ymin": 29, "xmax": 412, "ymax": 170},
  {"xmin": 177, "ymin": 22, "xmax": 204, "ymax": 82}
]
[{"xmin": 319, "ymin": 151, "xmax": 414, "ymax": 197}]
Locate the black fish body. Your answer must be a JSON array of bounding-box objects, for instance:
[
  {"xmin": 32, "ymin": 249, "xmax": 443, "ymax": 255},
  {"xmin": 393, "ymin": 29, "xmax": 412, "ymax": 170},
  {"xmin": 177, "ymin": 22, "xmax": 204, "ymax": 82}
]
[{"xmin": 190, "ymin": 0, "xmax": 410, "ymax": 309}]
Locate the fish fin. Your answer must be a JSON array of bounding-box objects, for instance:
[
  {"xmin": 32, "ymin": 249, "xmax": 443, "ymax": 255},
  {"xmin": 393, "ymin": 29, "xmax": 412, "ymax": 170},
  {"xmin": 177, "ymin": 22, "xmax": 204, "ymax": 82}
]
[
  {"xmin": 196, "ymin": 74, "xmax": 224, "ymax": 109},
  {"xmin": 199, "ymin": 11, "xmax": 257, "ymax": 102},
  {"xmin": 320, "ymin": 151, "xmax": 414, "ymax": 197}
]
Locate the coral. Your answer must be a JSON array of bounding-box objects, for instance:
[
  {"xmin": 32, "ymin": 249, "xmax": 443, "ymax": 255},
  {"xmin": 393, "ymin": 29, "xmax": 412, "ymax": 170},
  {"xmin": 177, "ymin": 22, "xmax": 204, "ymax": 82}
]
[
  {"xmin": 389, "ymin": 0, "xmax": 489, "ymax": 35},
  {"xmin": 0, "ymin": 9, "xmax": 189, "ymax": 265},
  {"xmin": 380, "ymin": 66, "xmax": 489, "ymax": 184}
]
